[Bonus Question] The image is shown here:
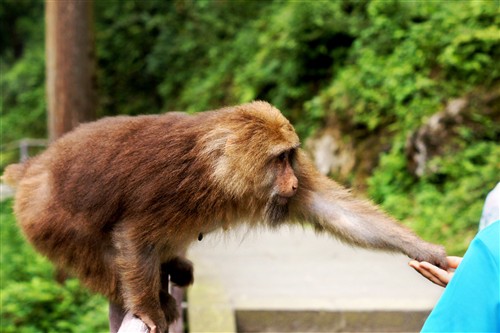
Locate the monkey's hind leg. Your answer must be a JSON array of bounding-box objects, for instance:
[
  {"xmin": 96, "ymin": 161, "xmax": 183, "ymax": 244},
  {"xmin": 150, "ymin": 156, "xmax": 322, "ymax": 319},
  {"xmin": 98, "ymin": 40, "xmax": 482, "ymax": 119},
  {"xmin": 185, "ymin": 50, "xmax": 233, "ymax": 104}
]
[
  {"xmin": 159, "ymin": 289, "xmax": 179, "ymax": 325},
  {"xmin": 158, "ymin": 256, "xmax": 192, "ymax": 329}
]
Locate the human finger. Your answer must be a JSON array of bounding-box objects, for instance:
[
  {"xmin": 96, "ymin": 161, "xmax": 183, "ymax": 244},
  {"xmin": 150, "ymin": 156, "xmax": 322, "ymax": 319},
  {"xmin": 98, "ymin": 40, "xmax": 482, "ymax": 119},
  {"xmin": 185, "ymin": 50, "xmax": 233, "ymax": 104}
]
[
  {"xmin": 446, "ymin": 256, "xmax": 462, "ymax": 269},
  {"xmin": 419, "ymin": 261, "xmax": 452, "ymax": 286},
  {"xmin": 408, "ymin": 261, "xmax": 447, "ymax": 287}
]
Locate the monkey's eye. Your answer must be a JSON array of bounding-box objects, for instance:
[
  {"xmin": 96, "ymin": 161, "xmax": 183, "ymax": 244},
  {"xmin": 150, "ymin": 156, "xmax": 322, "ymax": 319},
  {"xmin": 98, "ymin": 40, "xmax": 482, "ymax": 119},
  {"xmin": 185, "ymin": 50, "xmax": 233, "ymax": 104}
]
[{"xmin": 277, "ymin": 152, "xmax": 287, "ymax": 162}]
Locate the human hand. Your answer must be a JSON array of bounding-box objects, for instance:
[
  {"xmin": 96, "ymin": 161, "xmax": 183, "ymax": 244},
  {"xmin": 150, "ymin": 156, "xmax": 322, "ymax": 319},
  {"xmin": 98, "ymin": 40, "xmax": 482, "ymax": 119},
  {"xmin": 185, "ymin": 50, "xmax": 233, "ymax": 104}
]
[{"xmin": 409, "ymin": 256, "xmax": 462, "ymax": 287}]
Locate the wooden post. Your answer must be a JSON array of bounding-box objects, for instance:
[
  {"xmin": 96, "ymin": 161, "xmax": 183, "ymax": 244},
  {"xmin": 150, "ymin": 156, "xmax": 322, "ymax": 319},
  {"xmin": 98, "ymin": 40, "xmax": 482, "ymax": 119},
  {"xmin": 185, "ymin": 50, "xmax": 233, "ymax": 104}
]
[{"xmin": 46, "ymin": 0, "xmax": 96, "ymax": 141}]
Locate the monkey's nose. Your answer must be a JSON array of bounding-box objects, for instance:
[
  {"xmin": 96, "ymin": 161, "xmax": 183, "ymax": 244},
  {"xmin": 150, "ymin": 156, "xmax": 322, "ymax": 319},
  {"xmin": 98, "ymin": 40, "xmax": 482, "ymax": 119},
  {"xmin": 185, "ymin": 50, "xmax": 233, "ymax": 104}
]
[{"xmin": 291, "ymin": 177, "xmax": 298, "ymax": 192}]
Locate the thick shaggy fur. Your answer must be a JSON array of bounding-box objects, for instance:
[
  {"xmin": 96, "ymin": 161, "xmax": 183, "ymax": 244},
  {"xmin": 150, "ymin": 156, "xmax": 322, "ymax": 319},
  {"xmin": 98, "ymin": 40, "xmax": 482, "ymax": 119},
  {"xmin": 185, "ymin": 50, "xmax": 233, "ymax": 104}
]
[{"xmin": 4, "ymin": 101, "xmax": 446, "ymax": 332}]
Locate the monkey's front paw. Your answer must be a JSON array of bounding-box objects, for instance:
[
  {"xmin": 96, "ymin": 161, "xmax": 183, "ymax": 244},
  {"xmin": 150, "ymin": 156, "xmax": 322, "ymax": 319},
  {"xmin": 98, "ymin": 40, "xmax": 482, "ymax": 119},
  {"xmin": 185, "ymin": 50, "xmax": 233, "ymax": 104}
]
[
  {"xmin": 414, "ymin": 244, "xmax": 448, "ymax": 270},
  {"xmin": 137, "ymin": 311, "xmax": 168, "ymax": 333}
]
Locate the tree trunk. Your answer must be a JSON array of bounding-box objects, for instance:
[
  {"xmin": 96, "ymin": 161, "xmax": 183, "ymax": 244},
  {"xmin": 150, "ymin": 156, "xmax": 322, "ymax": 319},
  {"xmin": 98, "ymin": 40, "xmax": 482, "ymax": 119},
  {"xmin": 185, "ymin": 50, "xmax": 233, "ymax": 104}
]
[{"xmin": 46, "ymin": 0, "xmax": 96, "ymax": 142}]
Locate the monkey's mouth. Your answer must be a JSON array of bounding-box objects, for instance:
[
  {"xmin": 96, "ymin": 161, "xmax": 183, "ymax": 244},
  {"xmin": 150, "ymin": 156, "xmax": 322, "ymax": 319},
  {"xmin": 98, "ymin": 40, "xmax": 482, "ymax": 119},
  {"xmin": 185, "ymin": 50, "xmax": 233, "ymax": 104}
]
[
  {"xmin": 265, "ymin": 195, "xmax": 290, "ymax": 225},
  {"xmin": 275, "ymin": 195, "xmax": 289, "ymax": 206}
]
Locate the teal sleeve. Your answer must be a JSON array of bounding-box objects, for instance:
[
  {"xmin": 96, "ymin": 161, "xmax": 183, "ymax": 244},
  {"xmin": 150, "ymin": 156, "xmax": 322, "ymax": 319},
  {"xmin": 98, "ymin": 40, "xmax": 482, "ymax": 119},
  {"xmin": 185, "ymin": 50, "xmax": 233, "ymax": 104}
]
[{"xmin": 421, "ymin": 221, "xmax": 500, "ymax": 333}]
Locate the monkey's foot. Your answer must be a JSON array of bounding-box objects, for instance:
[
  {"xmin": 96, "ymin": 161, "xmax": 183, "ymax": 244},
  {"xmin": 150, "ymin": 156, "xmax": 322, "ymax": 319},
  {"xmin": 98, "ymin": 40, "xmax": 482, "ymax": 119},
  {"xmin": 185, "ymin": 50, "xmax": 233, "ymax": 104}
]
[{"xmin": 160, "ymin": 290, "xmax": 180, "ymax": 324}]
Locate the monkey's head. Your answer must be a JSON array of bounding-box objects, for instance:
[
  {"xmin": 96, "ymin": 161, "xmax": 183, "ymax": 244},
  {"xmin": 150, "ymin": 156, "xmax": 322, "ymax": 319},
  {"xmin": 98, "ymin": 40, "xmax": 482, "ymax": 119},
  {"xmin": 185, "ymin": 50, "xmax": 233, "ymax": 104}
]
[{"xmin": 208, "ymin": 101, "xmax": 300, "ymax": 223}]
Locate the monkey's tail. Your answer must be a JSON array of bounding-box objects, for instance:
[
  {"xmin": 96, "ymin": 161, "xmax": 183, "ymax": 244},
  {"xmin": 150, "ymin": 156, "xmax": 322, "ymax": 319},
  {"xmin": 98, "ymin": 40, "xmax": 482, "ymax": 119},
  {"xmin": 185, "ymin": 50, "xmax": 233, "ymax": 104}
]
[{"xmin": 2, "ymin": 163, "xmax": 27, "ymax": 188}]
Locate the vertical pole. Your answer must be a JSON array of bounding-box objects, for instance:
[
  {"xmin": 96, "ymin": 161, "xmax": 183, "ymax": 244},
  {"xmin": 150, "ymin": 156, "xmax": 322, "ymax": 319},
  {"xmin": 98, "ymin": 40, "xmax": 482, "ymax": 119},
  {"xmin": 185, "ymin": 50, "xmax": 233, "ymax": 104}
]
[
  {"xmin": 46, "ymin": 0, "xmax": 96, "ymax": 142},
  {"xmin": 170, "ymin": 284, "xmax": 185, "ymax": 333}
]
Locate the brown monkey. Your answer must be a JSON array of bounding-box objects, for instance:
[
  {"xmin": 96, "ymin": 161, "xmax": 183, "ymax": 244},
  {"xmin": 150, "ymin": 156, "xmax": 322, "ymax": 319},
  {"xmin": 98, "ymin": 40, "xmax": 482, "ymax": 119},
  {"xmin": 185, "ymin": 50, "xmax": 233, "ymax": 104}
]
[{"xmin": 3, "ymin": 101, "xmax": 447, "ymax": 333}]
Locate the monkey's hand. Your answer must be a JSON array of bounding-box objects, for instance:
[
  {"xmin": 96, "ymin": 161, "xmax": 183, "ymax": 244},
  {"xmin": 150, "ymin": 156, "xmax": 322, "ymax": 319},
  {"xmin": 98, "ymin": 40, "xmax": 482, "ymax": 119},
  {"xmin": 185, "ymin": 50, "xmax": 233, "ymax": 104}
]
[
  {"xmin": 409, "ymin": 243, "xmax": 448, "ymax": 270},
  {"xmin": 136, "ymin": 311, "xmax": 167, "ymax": 333},
  {"xmin": 136, "ymin": 292, "xmax": 179, "ymax": 333},
  {"xmin": 134, "ymin": 292, "xmax": 179, "ymax": 333}
]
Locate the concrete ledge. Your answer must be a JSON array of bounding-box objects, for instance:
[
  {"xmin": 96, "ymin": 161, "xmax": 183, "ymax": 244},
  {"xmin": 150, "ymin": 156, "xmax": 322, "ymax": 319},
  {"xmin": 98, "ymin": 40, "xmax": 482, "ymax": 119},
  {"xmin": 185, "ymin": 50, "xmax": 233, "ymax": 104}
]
[{"xmin": 235, "ymin": 310, "xmax": 430, "ymax": 333}]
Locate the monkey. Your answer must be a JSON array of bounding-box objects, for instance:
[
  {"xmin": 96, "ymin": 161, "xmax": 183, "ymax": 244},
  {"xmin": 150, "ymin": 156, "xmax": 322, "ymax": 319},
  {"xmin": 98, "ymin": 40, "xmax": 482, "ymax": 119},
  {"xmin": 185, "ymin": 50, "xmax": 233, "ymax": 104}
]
[{"xmin": 3, "ymin": 101, "xmax": 447, "ymax": 333}]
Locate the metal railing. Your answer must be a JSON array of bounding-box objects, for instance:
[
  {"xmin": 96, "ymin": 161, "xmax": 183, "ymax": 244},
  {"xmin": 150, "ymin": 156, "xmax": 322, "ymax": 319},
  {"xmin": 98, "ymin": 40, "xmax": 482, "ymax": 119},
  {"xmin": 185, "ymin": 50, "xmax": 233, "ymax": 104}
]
[{"xmin": 1, "ymin": 138, "xmax": 48, "ymax": 162}]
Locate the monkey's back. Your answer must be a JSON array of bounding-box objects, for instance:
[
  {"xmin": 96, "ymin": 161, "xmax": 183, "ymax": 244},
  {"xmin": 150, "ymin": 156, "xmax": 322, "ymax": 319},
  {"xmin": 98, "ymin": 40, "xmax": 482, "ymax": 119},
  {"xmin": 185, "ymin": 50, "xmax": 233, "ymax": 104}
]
[{"xmin": 12, "ymin": 112, "xmax": 218, "ymax": 299}]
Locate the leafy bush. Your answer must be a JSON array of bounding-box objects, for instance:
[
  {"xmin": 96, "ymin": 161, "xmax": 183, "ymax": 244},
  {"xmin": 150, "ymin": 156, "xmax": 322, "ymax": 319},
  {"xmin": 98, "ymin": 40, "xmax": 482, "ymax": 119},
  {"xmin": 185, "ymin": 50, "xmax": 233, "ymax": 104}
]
[
  {"xmin": 317, "ymin": 1, "xmax": 499, "ymax": 132},
  {"xmin": 368, "ymin": 140, "xmax": 499, "ymax": 255},
  {"xmin": 1, "ymin": 0, "xmax": 46, "ymax": 145},
  {"xmin": 0, "ymin": 200, "xmax": 108, "ymax": 332},
  {"xmin": 1, "ymin": 46, "xmax": 46, "ymax": 144}
]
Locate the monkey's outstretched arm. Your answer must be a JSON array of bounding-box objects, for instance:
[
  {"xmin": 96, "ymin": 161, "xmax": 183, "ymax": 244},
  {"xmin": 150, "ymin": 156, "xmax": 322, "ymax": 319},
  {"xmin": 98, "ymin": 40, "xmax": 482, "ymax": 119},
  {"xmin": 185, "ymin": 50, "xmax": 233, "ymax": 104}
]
[{"xmin": 295, "ymin": 154, "xmax": 448, "ymax": 269}]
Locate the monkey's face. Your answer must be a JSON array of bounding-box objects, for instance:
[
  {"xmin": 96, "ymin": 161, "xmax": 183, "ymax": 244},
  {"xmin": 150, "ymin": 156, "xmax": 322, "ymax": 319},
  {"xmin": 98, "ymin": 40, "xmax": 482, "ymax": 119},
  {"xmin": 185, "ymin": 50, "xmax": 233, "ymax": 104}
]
[
  {"xmin": 271, "ymin": 148, "xmax": 298, "ymax": 205},
  {"xmin": 264, "ymin": 147, "xmax": 299, "ymax": 224},
  {"xmin": 208, "ymin": 102, "xmax": 301, "ymax": 222}
]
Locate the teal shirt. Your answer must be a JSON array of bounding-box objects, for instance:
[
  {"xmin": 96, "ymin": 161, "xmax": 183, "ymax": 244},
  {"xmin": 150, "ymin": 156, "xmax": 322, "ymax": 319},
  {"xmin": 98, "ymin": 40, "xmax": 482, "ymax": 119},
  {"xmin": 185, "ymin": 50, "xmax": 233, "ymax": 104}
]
[{"xmin": 422, "ymin": 221, "xmax": 500, "ymax": 332}]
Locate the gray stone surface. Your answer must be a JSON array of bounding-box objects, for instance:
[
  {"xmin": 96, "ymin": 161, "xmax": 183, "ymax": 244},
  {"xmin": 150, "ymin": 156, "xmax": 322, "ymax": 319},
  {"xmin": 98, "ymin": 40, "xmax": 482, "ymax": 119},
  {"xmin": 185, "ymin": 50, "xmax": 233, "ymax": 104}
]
[{"xmin": 187, "ymin": 225, "xmax": 443, "ymax": 332}]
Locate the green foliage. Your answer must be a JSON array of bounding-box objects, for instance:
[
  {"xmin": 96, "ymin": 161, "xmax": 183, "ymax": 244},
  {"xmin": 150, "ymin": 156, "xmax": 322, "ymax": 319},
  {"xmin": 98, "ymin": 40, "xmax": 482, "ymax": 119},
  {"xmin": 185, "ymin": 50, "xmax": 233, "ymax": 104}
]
[
  {"xmin": 439, "ymin": 25, "xmax": 500, "ymax": 85},
  {"xmin": 93, "ymin": 0, "xmax": 368, "ymax": 138},
  {"xmin": 1, "ymin": 0, "xmax": 46, "ymax": 145},
  {"xmin": 368, "ymin": 141, "xmax": 499, "ymax": 255},
  {"xmin": 0, "ymin": 0, "xmax": 43, "ymax": 63},
  {"xmin": 317, "ymin": 1, "xmax": 499, "ymax": 132},
  {"xmin": 1, "ymin": 46, "xmax": 47, "ymax": 144},
  {"xmin": 0, "ymin": 200, "xmax": 108, "ymax": 332},
  {"xmin": 231, "ymin": 1, "xmax": 362, "ymax": 137}
]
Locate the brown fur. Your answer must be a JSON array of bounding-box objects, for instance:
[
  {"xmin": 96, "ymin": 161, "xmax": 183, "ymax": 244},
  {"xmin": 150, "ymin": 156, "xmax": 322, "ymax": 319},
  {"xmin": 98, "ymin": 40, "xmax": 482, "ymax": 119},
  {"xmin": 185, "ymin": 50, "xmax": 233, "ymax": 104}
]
[{"xmin": 4, "ymin": 101, "xmax": 446, "ymax": 333}]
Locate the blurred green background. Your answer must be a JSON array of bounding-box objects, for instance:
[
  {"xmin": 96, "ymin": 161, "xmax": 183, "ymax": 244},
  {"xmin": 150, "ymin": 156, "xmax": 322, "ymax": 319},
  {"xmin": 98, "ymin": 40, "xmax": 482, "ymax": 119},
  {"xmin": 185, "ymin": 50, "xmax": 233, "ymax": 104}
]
[{"xmin": 1, "ymin": 0, "xmax": 499, "ymax": 331}]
